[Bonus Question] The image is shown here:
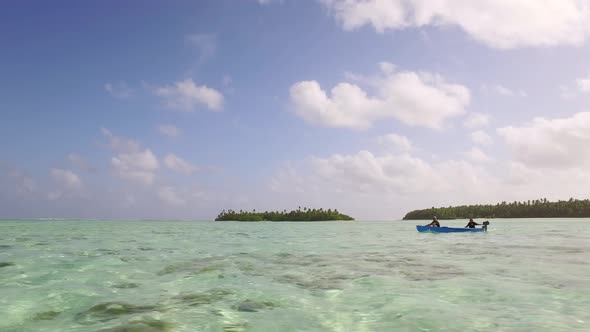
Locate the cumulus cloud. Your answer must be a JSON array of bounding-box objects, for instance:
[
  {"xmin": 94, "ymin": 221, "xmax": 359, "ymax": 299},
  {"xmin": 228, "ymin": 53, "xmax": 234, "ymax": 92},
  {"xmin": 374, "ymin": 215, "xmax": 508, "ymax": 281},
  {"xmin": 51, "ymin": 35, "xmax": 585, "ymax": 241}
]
[
  {"xmin": 378, "ymin": 133, "xmax": 413, "ymax": 151},
  {"xmin": 497, "ymin": 112, "xmax": 590, "ymax": 169},
  {"xmin": 463, "ymin": 113, "xmax": 489, "ymax": 128},
  {"xmin": 379, "ymin": 61, "xmax": 396, "ymax": 74},
  {"xmin": 154, "ymin": 78, "xmax": 224, "ymax": 112},
  {"xmin": 577, "ymin": 73, "xmax": 590, "ymax": 93},
  {"xmin": 269, "ymin": 149, "xmax": 498, "ymax": 218},
  {"xmin": 267, "ymin": 142, "xmax": 590, "ymax": 219},
  {"xmin": 465, "ymin": 147, "xmax": 492, "ymax": 163},
  {"xmin": 300, "ymin": 151, "xmax": 495, "ymax": 195},
  {"xmin": 321, "ymin": 0, "xmax": 590, "ymax": 49},
  {"xmin": 487, "ymin": 84, "xmax": 527, "ymax": 97},
  {"xmin": 494, "ymin": 85, "xmax": 514, "ymax": 96},
  {"xmin": 503, "ymin": 161, "xmax": 590, "ymax": 202},
  {"xmin": 310, "ymin": 150, "xmax": 447, "ymax": 194},
  {"xmin": 105, "ymin": 81, "xmax": 133, "ymax": 99},
  {"xmin": 102, "ymin": 128, "xmax": 159, "ymax": 185},
  {"xmin": 290, "ymin": 63, "xmax": 470, "ymax": 129},
  {"xmin": 111, "ymin": 150, "xmax": 159, "ymax": 185},
  {"xmin": 158, "ymin": 124, "xmax": 182, "ymax": 138},
  {"xmin": 164, "ymin": 154, "xmax": 197, "ymax": 175},
  {"xmin": 560, "ymin": 85, "xmax": 577, "ymax": 100},
  {"xmin": 51, "ymin": 168, "xmax": 82, "ymax": 189},
  {"xmin": 471, "ymin": 130, "xmax": 493, "ymax": 146},
  {"xmin": 102, "ymin": 128, "xmax": 141, "ymax": 152},
  {"xmin": 158, "ymin": 186, "xmax": 186, "ymax": 206}
]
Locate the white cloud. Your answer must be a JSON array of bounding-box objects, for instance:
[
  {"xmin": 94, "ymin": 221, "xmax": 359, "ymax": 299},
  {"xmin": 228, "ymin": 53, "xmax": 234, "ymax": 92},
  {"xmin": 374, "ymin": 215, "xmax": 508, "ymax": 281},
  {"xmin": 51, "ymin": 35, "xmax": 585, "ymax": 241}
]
[
  {"xmin": 463, "ymin": 113, "xmax": 489, "ymax": 128},
  {"xmin": 482, "ymin": 84, "xmax": 527, "ymax": 97},
  {"xmin": 269, "ymin": 149, "xmax": 497, "ymax": 219},
  {"xmin": 158, "ymin": 125, "xmax": 182, "ymax": 138},
  {"xmin": 101, "ymin": 128, "xmax": 141, "ymax": 152},
  {"xmin": 577, "ymin": 73, "xmax": 590, "ymax": 93},
  {"xmin": 560, "ymin": 85, "xmax": 576, "ymax": 100},
  {"xmin": 497, "ymin": 112, "xmax": 590, "ymax": 169},
  {"xmin": 378, "ymin": 133, "xmax": 412, "ymax": 151},
  {"xmin": 267, "ymin": 142, "xmax": 590, "ymax": 219},
  {"xmin": 158, "ymin": 186, "xmax": 186, "ymax": 206},
  {"xmin": 321, "ymin": 0, "xmax": 590, "ymax": 49},
  {"xmin": 111, "ymin": 150, "xmax": 159, "ymax": 185},
  {"xmin": 502, "ymin": 162, "xmax": 590, "ymax": 202},
  {"xmin": 494, "ymin": 85, "xmax": 516, "ymax": 96},
  {"xmin": 290, "ymin": 63, "xmax": 470, "ymax": 130},
  {"xmin": 105, "ymin": 81, "xmax": 133, "ymax": 99},
  {"xmin": 164, "ymin": 154, "xmax": 197, "ymax": 175},
  {"xmin": 465, "ymin": 147, "xmax": 492, "ymax": 163},
  {"xmin": 51, "ymin": 168, "xmax": 82, "ymax": 189},
  {"xmin": 102, "ymin": 129, "xmax": 159, "ymax": 185},
  {"xmin": 309, "ymin": 150, "xmax": 447, "ymax": 194},
  {"xmin": 154, "ymin": 78, "xmax": 224, "ymax": 112},
  {"xmin": 471, "ymin": 130, "xmax": 493, "ymax": 146},
  {"xmin": 185, "ymin": 33, "xmax": 216, "ymax": 62},
  {"xmin": 379, "ymin": 61, "xmax": 396, "ymax": 74}
]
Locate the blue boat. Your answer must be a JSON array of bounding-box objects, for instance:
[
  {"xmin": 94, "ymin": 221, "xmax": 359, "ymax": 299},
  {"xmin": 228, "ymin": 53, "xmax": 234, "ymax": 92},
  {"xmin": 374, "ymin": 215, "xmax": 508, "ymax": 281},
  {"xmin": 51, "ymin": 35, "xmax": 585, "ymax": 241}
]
[{"xmin": 416, "ymin": 225, "xmax": 486, "ymax": 233}]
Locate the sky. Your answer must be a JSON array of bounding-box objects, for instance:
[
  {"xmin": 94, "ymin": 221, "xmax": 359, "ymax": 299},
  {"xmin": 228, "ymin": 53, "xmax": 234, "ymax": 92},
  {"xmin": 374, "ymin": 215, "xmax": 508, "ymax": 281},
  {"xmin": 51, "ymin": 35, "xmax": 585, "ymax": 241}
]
[{"xmin": 2, "ymin": 0, "xmax": 590, "ymax": 220}]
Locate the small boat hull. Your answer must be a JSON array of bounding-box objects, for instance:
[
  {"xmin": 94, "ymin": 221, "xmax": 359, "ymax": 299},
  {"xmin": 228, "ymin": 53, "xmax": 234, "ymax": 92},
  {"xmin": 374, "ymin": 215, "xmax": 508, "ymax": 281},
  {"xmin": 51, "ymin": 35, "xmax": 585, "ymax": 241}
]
[{"xmin": 416, "ymin": 225, "xmax": 485, "ymax": 233}]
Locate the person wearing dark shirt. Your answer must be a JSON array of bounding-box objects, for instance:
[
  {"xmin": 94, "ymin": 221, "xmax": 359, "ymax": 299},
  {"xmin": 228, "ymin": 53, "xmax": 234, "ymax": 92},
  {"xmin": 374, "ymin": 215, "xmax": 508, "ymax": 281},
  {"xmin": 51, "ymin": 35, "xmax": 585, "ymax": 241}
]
[
  {"xmin": 465, "ymin": 218, "xmax": 480, "ymax": 228},
  {"xmin": 425, "ymin": 216, "xmax": 441, "ymax": 227}
]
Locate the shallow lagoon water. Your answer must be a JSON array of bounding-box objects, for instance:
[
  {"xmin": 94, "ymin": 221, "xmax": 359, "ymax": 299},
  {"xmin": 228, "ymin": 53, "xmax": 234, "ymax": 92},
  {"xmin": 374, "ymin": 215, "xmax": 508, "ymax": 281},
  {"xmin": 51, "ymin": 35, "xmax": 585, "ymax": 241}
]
[{"xmin": 0, "ymin": 219, "xmax": 588, "ymax": 332}]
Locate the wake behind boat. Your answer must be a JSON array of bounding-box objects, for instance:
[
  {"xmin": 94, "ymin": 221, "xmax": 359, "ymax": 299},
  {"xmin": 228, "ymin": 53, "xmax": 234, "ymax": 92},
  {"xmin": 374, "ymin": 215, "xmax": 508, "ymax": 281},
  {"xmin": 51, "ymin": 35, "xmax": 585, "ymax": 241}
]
[{"xmin": 416, "ymin": 225, "xmax": 486, "ymax": 233}]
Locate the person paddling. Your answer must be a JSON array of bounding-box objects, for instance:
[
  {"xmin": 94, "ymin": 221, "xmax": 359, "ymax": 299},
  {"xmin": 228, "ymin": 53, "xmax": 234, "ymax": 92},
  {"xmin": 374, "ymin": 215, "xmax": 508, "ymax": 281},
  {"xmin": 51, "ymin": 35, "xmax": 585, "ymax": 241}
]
[
  {"xmin": 464, "ymin": 218, "xmax": 480, "ymax": 228},
  {"xmin": 425, "ymin": 216, "xmax": 440, "ymax": 227}
]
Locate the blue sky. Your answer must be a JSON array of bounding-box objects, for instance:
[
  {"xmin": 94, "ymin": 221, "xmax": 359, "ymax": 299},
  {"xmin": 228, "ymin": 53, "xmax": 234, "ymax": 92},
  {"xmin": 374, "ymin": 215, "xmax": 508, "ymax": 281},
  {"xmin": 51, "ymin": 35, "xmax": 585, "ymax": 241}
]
[{"xmin": 2, "ymin": 0, "xmax": 590, "ymax": 220}]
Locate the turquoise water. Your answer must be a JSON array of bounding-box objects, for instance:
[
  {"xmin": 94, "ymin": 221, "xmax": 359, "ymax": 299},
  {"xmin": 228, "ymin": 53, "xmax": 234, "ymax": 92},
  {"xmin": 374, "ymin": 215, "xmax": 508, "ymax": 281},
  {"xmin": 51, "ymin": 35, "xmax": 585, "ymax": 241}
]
[{"xmin": 0, "ymin": 219, "xmax": 588, "ymax": 332}]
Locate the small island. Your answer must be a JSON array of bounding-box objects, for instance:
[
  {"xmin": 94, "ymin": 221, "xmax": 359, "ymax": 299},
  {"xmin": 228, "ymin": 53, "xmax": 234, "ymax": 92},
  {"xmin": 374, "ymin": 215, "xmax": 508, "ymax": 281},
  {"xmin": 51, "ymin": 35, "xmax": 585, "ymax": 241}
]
[
  {"xmin": 215, "ymin": 207, "xmax": 354, "ymax": 222},
  {"xmin": 403, "ymin": 198, "xmax": 590, "ymax": 220}
]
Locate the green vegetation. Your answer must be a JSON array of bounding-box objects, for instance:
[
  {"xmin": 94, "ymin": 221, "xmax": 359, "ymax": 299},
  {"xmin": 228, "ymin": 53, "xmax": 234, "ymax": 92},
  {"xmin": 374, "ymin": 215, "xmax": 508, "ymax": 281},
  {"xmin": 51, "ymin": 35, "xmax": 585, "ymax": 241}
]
[
  {"xmin": 215, "ymin": 207, "xmax": 354, "ymax": 222},
  {"xmin": 403, "ymin": 198, "xmax": 590, "ymax": 220}
]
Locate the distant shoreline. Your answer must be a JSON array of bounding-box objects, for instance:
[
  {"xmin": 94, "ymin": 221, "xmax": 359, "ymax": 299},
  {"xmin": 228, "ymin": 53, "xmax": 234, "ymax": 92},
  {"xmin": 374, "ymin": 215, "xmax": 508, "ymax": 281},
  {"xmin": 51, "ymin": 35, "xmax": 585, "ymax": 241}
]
[
  {"xmin": 217, "ymin": 220, "xmax": 353, "ymax": 222},
  {"xmin": 403, "ymin": 198, "xmax": 590, "ymax": 220},
  {"xmin": 215, "ymin": 208, "xmax": 354, "ymax": 222},
  {"xmin": 2, "ymin": 217, "xmax": 590, "ymax": 223}
]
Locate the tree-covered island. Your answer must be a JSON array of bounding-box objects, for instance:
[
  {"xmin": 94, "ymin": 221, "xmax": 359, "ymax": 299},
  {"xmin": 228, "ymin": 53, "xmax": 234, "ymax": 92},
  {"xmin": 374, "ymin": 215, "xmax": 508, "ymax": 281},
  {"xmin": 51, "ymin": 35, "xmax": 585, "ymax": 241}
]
[
  {"xmin": 215, "ymin": 207, "xmax": 354, "ymax": 221},
  {"xmin": 403, "ymin": 198, "xmax": 590, "ymax": 220}
]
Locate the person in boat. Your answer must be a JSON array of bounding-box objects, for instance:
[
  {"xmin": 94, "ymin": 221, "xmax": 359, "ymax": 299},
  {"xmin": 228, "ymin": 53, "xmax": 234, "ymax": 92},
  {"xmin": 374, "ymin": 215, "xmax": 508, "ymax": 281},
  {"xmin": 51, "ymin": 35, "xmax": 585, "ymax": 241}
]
[
  {"xmin": 424, "ymin": 216, "xmax": 440, "ymax": 227},
  {"xmin": 464, "ymin": 218, "xmax": 480, "ymax": 228}
]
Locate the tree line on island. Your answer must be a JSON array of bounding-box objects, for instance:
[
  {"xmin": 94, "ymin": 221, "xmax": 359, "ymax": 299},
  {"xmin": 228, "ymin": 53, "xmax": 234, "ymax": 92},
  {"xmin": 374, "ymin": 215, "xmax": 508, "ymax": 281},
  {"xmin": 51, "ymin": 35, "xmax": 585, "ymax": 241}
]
[
  {"xmin": 215, "ymin": 207, "xmax": 354, "ymax": 221},
  {"xmin": 403, "ymin": 198, "xmax": 590, "ymax": 220}
]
